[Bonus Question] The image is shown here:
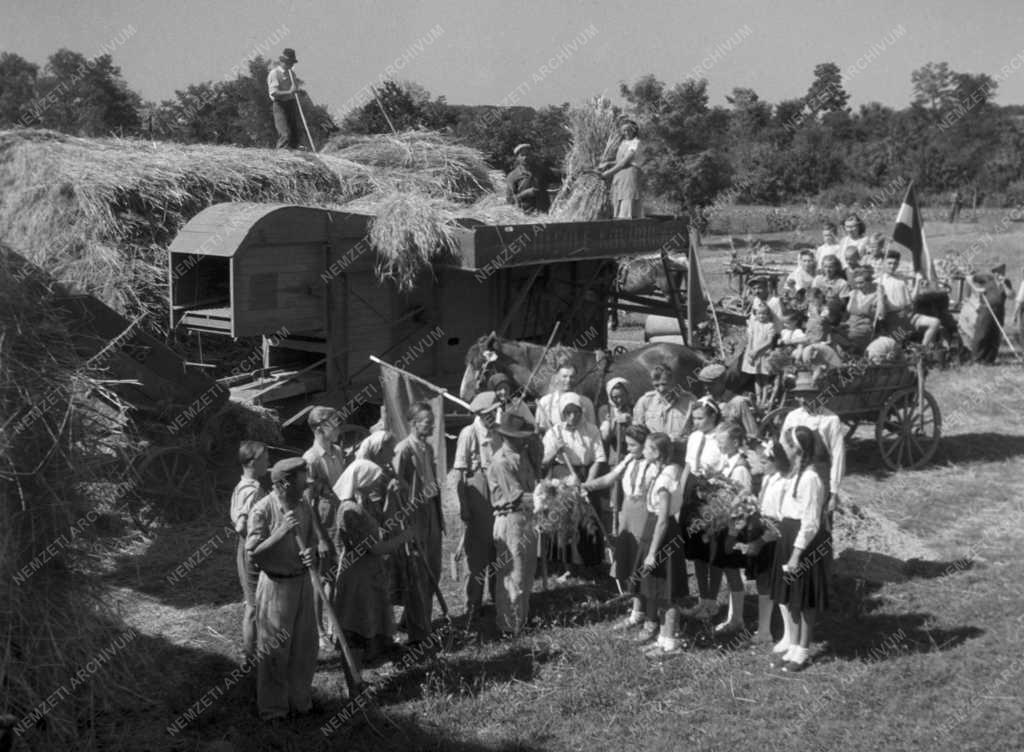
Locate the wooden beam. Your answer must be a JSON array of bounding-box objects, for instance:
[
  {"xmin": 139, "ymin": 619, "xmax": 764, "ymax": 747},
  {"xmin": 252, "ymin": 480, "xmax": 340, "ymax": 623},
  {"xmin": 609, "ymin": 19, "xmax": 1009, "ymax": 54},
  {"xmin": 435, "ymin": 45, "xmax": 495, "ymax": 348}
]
[{"xmin": 368, "ymin": 355, "xmax": 473, "ymax": 410}]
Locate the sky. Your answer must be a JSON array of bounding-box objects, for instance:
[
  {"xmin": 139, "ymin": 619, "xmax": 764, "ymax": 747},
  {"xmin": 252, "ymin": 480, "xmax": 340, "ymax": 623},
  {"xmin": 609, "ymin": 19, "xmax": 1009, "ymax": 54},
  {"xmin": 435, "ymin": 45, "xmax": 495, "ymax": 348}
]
[{"xmin": 6, "ymin": 0, "xmax": 1024, "ymax": 118}]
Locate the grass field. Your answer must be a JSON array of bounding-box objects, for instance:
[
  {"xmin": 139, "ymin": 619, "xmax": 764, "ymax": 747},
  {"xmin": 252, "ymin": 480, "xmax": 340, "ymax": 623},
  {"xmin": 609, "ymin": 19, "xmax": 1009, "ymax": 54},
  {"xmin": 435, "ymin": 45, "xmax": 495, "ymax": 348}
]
[{"xmin": 25, "ymin": 214, "xmax": 1024, "ymax": 752}]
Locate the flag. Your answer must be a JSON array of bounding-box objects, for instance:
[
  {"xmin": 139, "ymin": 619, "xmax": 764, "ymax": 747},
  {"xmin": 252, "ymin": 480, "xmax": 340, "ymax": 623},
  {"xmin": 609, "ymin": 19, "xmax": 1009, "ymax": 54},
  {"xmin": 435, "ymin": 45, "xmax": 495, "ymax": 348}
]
[
  {"xmin": 685, "ymin": 229, "xmax": 709, "ymax": 344},
  {"xmin": 377, "ymin": 360, "xmax": 447, "ymax": 490},
  {"xmin": 892, "ymin": 182, "xmax": 936, "ymax": 282}
]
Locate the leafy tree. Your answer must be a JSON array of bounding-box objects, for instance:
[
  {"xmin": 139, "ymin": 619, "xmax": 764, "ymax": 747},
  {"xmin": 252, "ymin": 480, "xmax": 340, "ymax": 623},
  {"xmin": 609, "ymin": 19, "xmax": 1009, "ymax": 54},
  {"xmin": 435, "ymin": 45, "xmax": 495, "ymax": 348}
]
[
  {"xmin": 911, "ymin": 62, "xmax": 956, "ymax": 110},
  {"xmin": 0, "ymin": 52, "xmax": 38, "ymax": 127},
  {"xmin": 805, "ymin": 62, "xmax": 849, "ymax": 115},
  {"xmin": 31, "ymin": 49, "xmax": 141, "ymax": 135}
]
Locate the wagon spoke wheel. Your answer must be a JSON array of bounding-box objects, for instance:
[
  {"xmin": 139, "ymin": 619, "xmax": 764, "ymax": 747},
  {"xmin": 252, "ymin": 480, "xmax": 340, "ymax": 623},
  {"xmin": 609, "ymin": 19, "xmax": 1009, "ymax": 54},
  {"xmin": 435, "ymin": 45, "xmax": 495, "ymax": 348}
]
[
  {"xmin": 875, "ymin": 388, "xmax": 942, "ymax": 470},
  {"xmin": 131, "ymin": 446, "xmax": 214, "ymax": 528},
  {"xmin": 758, "ymin": 406, "xmax": 791, "ymax": 439},
  {"xmin": 338, "ymin": 423, "xmax": 371, "ymax": 462}
]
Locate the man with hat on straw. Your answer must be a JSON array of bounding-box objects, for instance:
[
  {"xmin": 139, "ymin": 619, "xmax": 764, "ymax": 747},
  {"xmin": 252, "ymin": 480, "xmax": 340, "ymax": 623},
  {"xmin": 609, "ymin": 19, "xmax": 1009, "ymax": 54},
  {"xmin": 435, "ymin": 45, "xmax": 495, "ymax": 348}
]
[
  {"xmin": 600, "ymin": 117, "xmax": 643, "ymax": 219},
  {"xmin": 486, "ymin": 410, "xmax": 541, "ymax": 635},
  {"xmin": 267, "ymin": 48, "xmax": 304, "ymax": 149},
  {"xmin": 506, "ymin": 143, "xmax": 550, "ymax": 214},
  {"xmin": 453, "ymin": 391, "xmax": 502, "ymax": 619},
  {"xmin": 780, "ymin": 371, "xmax": 845, "ymax": 525},
  {"xmin": 246, "ymin": 457, "xmax": 320, "ymax": 721},
  {"xmin": 696, "ymin": 363, "xmax": 759, "ymax": 440}
]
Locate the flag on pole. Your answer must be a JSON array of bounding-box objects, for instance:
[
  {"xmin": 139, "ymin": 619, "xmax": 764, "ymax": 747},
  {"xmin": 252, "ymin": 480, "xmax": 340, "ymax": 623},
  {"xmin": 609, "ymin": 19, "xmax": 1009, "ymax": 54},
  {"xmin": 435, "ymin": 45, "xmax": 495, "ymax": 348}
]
[
  {"xmin": 377, "ymin": 360, "xmax": 447, "ymax": 488},
  {"xmin": 892, "ymin": 182, "xmax": 936, "ymax": 282},
  {"xmin": 686, "ymin": 229, "xmax": 709, "ymax": 343}
]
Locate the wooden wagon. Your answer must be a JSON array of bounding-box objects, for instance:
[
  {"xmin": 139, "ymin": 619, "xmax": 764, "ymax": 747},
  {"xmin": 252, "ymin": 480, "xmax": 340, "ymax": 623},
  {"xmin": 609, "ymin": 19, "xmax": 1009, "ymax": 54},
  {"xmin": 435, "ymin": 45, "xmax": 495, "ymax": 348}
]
[
  {"xmin": 167, "ymin": 202, "xmax": 692, "ymax": 424},
  {"xmin": 760, "ymin": 360, "xmax": 942, "ymax": 471}
]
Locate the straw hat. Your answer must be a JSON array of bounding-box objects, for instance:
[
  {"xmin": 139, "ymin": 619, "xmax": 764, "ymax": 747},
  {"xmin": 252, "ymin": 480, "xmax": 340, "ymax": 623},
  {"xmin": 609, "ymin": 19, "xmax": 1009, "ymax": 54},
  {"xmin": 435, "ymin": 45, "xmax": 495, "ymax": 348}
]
[{"xmin": 494, "ymin": 412, "xmax": 533, "ymax": 438}]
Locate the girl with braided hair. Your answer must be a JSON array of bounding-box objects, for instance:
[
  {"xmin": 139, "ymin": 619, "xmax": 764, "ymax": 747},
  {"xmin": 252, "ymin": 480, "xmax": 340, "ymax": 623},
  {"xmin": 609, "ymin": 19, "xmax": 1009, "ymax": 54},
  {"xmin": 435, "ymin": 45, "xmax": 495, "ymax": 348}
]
[{"xmin": 769, "ymin": 426, "xmax": 831, "ymax": 672}]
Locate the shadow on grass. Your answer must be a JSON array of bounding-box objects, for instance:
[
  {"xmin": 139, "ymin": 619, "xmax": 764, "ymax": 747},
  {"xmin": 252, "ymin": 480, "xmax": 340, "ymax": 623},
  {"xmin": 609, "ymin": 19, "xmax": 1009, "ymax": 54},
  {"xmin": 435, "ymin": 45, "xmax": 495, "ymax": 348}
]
[{"xmin": 939, "ymin": 432, "xmax": 1024, "ymax": 464}]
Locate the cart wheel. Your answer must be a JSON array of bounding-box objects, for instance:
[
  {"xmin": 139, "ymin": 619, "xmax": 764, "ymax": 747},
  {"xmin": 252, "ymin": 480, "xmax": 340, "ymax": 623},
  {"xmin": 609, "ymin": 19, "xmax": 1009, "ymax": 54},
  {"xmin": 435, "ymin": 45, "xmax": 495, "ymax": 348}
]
[
  {"xmin": 338, "ymin": 424, "xmax": 370, "ymax": 462},
  {"xmin": 758, "ymin": 406, "xmax": 791, "ymax": 439},
  {"xmin": 875, "ymin": 388, "xmax": 942, "ymax": 470},
  {"xmin": 131, "ymin": 446, "xmax": 214, "ymax": 527}
]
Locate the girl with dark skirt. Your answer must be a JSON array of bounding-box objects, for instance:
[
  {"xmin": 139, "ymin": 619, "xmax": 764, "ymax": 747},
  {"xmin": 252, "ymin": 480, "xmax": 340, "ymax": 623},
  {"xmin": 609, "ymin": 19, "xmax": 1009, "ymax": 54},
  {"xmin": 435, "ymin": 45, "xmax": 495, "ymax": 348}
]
[
  {"xmin": 583, "ymin": 425, "xmax": 658, "ymax": 630},
  {"xmin": 636, "ymin": 432, "xmax": 687, "ymax": 655},
  {"xmin": 710, "ymin": 421, "xmax": 753, "ymax": 634},
  {"xmin": 769, "ymin": 425, "xmax": 830, "ymax": 672},
  {"xmin": 735, "ymin": 438, "xmax": 788, "ymax": 647},
  {"xmin": 678, "ymin": 398, "xmax": 723, "ymax": 621}
]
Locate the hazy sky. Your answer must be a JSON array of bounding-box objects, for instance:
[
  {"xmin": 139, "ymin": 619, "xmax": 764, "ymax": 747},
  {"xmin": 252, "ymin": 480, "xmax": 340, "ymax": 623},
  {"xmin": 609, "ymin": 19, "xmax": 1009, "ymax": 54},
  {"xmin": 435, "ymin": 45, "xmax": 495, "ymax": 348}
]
[{"xmin": 6, "ymin": 0, "xmax": 1024, "ymax": 118}]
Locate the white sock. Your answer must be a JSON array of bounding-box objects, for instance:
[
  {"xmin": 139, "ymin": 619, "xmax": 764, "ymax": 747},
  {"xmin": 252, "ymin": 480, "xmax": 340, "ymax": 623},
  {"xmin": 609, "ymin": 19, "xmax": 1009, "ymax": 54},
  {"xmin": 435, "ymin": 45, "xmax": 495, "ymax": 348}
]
[
  {"xmin": 629, "ymin": 610, "xmax": 644, "ymax": 624},
  {"xmin": 784, "ymin": 645, "xmax": 800, "ymax": 662},
  {"xmin": 789, "ymin": 645, "xmax": 809, "ymax": 664},
  {"xmin": 773, "ymin": 639, "xmax": 791, "ymax": 654}
]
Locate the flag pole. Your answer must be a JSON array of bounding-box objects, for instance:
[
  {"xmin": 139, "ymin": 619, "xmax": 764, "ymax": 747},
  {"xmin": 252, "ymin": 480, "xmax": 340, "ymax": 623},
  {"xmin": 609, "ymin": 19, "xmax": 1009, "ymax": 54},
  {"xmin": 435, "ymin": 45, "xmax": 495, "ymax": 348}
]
[
  {"xmin": 689, "ymin": 228, "xmax": 724, "ymax": 359},
  {"xmin": 369, "ymin": 355, "xmax": 473, "ymax": 410}
]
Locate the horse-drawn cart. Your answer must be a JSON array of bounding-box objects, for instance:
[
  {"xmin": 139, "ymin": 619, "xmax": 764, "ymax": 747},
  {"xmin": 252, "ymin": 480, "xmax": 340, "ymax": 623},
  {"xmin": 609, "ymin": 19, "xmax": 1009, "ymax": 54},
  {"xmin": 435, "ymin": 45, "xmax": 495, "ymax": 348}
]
[{"xmin": 760, "ymin": 358, "xmax": 942, "ymax": 471}]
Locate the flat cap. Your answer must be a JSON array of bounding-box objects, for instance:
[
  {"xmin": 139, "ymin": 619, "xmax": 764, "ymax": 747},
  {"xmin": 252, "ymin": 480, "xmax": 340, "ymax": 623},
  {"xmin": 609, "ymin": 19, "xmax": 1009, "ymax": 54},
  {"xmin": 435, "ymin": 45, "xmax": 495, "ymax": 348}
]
[
  {"xmin": 698, "ymin": 363, "xmax": 727, "ymax": 382},
  {"xmin": 271, "ymin": 456, "xmax": 307, "ymax": 483},
  {"xmin": 308, "ymin": 405, "xmax": 340, "ymax": 428},
  {"xmin": 469, "ymin": 391, "xmax": 500, "ymax": 414}
]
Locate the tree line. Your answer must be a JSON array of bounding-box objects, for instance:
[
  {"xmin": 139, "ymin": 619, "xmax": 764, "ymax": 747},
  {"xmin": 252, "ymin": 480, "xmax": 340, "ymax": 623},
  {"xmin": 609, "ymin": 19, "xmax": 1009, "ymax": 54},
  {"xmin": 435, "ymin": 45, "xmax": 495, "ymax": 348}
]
[{"xmin": 2, "ymin": 49, "xmax": 1023, "ymax": 211}]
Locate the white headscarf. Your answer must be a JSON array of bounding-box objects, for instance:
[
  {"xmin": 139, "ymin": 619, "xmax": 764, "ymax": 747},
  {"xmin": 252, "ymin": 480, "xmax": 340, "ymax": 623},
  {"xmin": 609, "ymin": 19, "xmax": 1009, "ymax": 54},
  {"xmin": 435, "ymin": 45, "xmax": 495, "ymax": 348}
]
[
  {"xmin": 605, "ymin": 376, "xmax": 629, "ymax": 401},
  {"xmin": 333, "ymin": 459, "xmax": 384, "ymax": 502}
]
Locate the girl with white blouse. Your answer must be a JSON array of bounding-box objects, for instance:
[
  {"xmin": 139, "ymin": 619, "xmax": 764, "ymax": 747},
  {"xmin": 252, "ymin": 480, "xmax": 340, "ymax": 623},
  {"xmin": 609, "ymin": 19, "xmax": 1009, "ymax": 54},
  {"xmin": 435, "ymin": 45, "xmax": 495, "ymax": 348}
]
[
  {"xmin": 710, "ymin": 422, "xmax": 753, "ymax": 634},
  {"xmin": 678, "ymin": 397, "xmax": 723, "ymax": 620},
  {"xmin": 769, "ymin": 425, "xmax": 831, "ymax": 672}
]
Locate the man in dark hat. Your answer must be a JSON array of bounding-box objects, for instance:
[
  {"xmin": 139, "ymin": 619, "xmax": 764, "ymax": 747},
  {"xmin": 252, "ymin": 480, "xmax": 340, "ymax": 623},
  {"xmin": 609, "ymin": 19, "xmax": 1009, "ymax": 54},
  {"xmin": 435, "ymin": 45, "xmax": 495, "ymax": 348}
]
[
  {"xmin": 267, "ymin": 48, "xmax": 304, "ymax": 149},
  {"xmin": 505, "ymin": 143, "xmax": 550, "ymax": 214},
  {"xmin": 486, "ymin": 412, "xmax": 540, "ymax": 635},
  {"xmin": 453, "ymin": 391, "xmax": 502, "ymax": 618},
  {"xmin": 246, "ymin": 456, "xmax": 319, "ymax": 720}
]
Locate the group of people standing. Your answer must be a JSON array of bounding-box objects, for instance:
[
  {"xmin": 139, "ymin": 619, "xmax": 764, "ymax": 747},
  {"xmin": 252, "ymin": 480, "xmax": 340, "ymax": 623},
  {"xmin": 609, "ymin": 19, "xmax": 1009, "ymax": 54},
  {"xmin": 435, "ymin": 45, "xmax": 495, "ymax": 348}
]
[
  {"xmin": 454, "ymin": 359, "xmax": 842, "ymax": 670},
  {"xmin": 229, "ymin": 405, "xmax": 444, "ymax": 720}
]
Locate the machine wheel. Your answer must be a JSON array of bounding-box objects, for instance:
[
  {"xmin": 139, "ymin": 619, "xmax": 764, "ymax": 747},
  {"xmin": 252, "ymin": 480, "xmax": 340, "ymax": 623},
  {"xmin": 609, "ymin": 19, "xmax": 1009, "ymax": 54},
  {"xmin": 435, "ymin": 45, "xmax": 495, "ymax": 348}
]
[
  {"xmin": 129, "ymin": 446, "xmax": 214, "ymax": 530},
  {"xmin": 875, "ymin": 388, "xmax": 942, "ymax": 470}
]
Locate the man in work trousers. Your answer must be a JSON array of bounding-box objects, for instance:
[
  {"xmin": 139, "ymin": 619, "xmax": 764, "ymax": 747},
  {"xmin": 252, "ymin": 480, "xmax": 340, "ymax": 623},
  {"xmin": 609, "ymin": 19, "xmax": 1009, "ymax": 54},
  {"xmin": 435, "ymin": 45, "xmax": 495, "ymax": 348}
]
[
  {"xmin": 246, "ymin": 457, "xmax": 319, "ymax": 721},
  {"xmin": 453, "ymin": 391, "xmax": 502, "ymax": 618},
  {"xmin": 267, "ymin": 48, "xmax": 303, "ymax": 149},
  {"xmin": 486, "ymin": 412, "xmax": 540, "ymax": 635}
]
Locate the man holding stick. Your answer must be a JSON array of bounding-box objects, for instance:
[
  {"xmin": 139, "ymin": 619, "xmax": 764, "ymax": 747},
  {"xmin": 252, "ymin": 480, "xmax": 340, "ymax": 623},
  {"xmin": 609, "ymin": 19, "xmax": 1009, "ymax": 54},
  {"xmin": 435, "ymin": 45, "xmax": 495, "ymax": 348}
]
[
  {"xmin": 246, "ymin": 457, "xmax": 319, "ymax": 721},
  {"xmin": 267, "ymin": 48, "xmax": 304, "ymax": 149}
]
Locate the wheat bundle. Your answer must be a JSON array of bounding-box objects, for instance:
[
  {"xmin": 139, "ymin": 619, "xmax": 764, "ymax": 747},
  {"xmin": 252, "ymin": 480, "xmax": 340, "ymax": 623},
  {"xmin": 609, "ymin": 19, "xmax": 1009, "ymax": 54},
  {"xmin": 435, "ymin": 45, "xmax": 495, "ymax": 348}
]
[
  {"xmin": 323, "ymin": 130, "xmax": 492, "ymax": 203},
  {"xmin": 550, "ymin": 98, "xmax": 621, "ymax": 221}
]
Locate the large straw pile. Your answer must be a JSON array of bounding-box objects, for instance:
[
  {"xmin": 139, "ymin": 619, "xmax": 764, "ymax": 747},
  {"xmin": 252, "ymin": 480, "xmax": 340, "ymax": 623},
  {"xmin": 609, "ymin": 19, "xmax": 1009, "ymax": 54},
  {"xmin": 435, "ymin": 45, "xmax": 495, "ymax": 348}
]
[
  {"xmin": 0, "ymin": 247, "xmax": 152, "ymax": 750},
  {"xmin": 550, "ymin": 98, "xmax": 621, "ymax": 221}
]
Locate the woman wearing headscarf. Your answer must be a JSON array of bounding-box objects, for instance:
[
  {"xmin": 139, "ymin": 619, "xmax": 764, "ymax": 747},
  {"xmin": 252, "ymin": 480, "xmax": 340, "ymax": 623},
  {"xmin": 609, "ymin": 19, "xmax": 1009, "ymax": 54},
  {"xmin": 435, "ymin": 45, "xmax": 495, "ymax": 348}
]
[
  {"xmin": 330, "ymin": 435, "xmax": 413, "ymax": 670},
  {"xmin": 600, "ymin": 118, "xmax": 643, "ymax": 219},
  {"xmin": 542, "ymin": 393, "xmax": 607, "ymax": 571},
  {"xmin": 597, "ymin": 376, "xmax": 633, "ymax": 463}
]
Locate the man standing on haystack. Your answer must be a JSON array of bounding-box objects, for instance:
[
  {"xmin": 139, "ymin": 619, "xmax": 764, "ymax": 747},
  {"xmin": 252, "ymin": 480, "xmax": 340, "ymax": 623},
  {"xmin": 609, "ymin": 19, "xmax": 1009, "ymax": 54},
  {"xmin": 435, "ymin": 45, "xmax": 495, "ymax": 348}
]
[
  {"xmin": 267, "ymin": 48, "xmax": 304, "ymax": 149},
  {"xmin": 506, "ymin": 143, "xmax": 550, "ymax": 214}
]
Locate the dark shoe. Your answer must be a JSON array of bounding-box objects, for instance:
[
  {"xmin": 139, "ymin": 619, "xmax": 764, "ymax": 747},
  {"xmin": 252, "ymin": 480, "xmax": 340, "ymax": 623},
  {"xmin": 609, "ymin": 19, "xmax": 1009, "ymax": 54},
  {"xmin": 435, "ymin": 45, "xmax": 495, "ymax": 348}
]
[{"xmin": 781, "ymin": 659, "xmax": 809, "ymax": 673}]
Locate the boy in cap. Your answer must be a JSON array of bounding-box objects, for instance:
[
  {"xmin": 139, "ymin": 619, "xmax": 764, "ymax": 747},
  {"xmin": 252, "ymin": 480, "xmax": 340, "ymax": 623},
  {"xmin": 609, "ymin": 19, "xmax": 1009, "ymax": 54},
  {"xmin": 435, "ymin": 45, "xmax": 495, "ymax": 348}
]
[
  {"xmin": 230, "ymin": 441, "xmax": 269, "ymax": 662},
  {"xmin": 505, "ymin": 143, "xmax": 550, "ymax": 213},
  {"xmin": 697, "ymin": 364, "xmax": 759, "ymax": 440},
  {"xmin": 246, "ymin": 457, "xmax": 320, "ymax": 721},
  {"xmin": 303, "ymin": 405, "xmax": 342, "ymax": 650},
  {"xmin": 453, "ymin": 391, "xmax": 502, "ymax": 618}
]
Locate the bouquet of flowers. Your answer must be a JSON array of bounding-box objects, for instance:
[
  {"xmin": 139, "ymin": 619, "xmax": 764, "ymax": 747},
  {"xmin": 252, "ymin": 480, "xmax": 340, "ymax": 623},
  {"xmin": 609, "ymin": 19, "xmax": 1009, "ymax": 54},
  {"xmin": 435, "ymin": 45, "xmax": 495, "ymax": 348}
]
[
  {"xmin": 533, "ymin": 478, "xmax": 585, "ymax": 547},
  {"xmin": 728, "ymin": 494, "xmax": 761, "ymax": 538},
  {"xmin": 689, "ymin": 471, "xmax": 746, "ymax": 542}
]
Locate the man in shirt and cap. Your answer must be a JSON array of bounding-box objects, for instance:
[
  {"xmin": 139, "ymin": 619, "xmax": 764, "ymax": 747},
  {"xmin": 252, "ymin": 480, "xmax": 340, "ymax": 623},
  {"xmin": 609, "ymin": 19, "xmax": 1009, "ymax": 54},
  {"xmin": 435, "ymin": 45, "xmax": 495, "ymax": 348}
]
[
  {"xmin": 780, "ymin": 371, "xmax": 844, "ymax": 522},
  {"xmin": 486, "ymin": 411, "xmax": 541, "ymax": 635},
  {"xmin": 267, "ymin": 48, "xmax": 304, "ymax": 149},
  {"xmin": 453, "ymin": 391, "xmax": 502, "ymax": 618},
  {"xmin": 246, "ymin": 457, "xmax": 320, "ymax": 721},
  {"xmin": 505, "ymin": 143, "xmax": 550, "ymax": 214},
  {"xmin": 697, "ymin": 363, "xmax": 759, "ymax": 440}
]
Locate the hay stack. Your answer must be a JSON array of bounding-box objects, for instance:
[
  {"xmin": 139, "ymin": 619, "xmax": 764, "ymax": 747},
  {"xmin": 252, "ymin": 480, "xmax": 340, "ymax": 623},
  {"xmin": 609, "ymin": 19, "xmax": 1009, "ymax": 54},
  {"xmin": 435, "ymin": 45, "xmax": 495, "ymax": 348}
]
[
  {"xmin": 550, "ymin": 98, "xmax": 621, "ymax": 221},
  {"xmin": 0, "ymin": 246, "xmax": 150, "ymax": 750},
  {"xmin": 324, "ymin": 130, "xmax": 493, "ymax": 203}
]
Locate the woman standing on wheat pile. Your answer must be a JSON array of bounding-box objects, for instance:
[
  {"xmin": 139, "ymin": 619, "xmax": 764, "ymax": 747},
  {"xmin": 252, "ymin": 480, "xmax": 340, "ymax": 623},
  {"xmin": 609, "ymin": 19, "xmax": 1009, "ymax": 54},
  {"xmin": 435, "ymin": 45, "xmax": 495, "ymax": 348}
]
[{"xmin": 600, "ymin": 118, "xmax": 643, "ymax": 219}]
